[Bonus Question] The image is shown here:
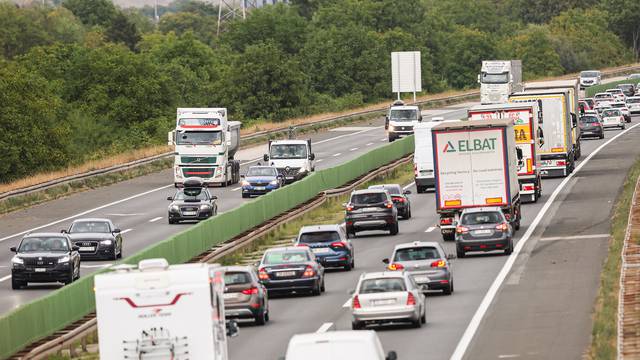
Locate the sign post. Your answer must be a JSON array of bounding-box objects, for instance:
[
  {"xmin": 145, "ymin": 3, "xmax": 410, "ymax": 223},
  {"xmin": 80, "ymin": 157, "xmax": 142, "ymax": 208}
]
[{"xmin": 391, "ymin": 51, "xmax": 422, "ymax": 102}]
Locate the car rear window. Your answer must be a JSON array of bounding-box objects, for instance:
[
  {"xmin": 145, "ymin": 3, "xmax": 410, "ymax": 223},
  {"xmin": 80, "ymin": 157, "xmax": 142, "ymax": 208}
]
[
  {"xmin": 369, "ymin": 185, "xmax": 401, "ymax": 195},
  {"xmin": 580, "ymin": 116, "xmax": 599, "ymax": 124},
  {"xmin": 359, "ymin": 278, "xmax": 406, "ymax": 293},
  {"xmin": 611, "ymin": 103, "xmax": 625, "ymax": 108},
  {"xmin": 627, "ymin": 98, "xmax": 640, "ymax": 104},
  {"xmin": 393, "ymin": 247, "xmax": 439, "ymax": 262},
  {"xmin": 224, "ymin": 271, "xmax": 251, "ymax": 286},
  {"xmin": 263, "ymin": 250, "xmax": 310, "ymax": 264},
  {"xmin": 298, "ymin": 231, "xmax": 340, "ymax": 244},
  {"xmin": 461, "ymin": 211, "xmax": 503, "ymax": 225},
  {"xmin": 602, "ymin": 109, "xmax": 620, "ymax": 117},
  {"xmin": 351, "ymin": 192, "xmax": 387, "ymax": 205}
]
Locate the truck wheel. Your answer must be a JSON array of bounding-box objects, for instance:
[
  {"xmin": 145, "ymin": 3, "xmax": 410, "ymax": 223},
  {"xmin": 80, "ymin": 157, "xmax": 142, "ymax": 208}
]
[
  {"xmin": 242, "ymin": 193, "xmax": 249, "ymax": 199},
  {"xmin": 388, "ymin": 135, "xmax": 396, "ymax": 142},
  {"xmin": 416, "ymin": 185, "xmax": 425, "ymax": 194}
]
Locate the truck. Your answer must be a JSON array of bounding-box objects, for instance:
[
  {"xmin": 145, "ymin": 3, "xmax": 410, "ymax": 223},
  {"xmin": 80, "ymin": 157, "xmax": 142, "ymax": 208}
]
[
  {"xmin": 95, "ymin": 258, "xmax": 237, "ymax": 360},
  {"xmin": 413, "ymin": 117, "xmax": 447, "ymax": 194},
  {"xmin": 432, "ymin": 118, "xmax": 521, "ymax": 241},
  {"xmin": 385, "ymin": 100, "xmax": 423, "ymax": 142},
  {"xmin": 263, "ymin": 139, "xmax": 315, "ymax": 183},
  {"xmin": 168, "ymin": 108, "xmax": 241, "ymax": 187},
  {"xmin": 479, "ymin": 60, "xmax": 523, "ymax": 104},
  {"xmin": 509, "ymin": 89, "xmax": 576, "ymax": 177},
  {"xmin": 468, "ymin": 103, "xmax": 544, "ymax": 203},
  {"xmin": 524, "ymin": 79, "xmax": 581, "ymax": 159}
]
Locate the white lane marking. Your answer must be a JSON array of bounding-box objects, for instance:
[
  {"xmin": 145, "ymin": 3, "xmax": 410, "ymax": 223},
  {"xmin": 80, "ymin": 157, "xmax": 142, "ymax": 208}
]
[
  {"xmin": 121, "ymin": 228, "xmax": 133, "ymax": 234},
  {"xmin": 81, "ymin": 264, "xmax": 113, "ymax": 269},
  {"xmin": 0, "ymin": 185, "xmax": 173, "ymax": 243},
  {"xmin": 425, "ymin": 227, "xmax": 436, "ymax": 233},
  {"xmin": 498, "ymin": 355, "xmax": 520, "ymax": 359},
  {"xmin": 366, "ymin": 142, "xmax": 374, "ymax": 146},
  {"xmin": 380, "ymin": 138, "xmax": 387, "ymax": 141},
  {"xmin": 316, "ymin": 159, "xmax": 324, "ymax": 163},
  {"xmin": 149, "ymin": 217, "xmax": 163, "ymax": 223},
  {"xmin": 105, "ymin": 213, "xmax": 145, "ymax": 217},
  {"xmin": 451, "ymin": 122, "xmax": 640, "ymax": 360},
  {"xmin": 350, "ymin": 147, "xmax": 358, "ymax": 151},
  {"xmin": 240, "ymin": 157, "xmax": 263, "ymax": 166},
  {"xmin": 402, "ymin": 182, "xmax": 415, "ymax": 190},
  {"xmin": 0, "ymin": 275, "xmax": 11, "ymax": 282},
  {"xmin": 342, "ymin": 299, "xmax": 352, "ymax": 308},
  {"xmin": 539, "ymin": 233, "xmax": 609, "ymax": 242},
  {"xmin": 333, "ymin": 153, "xmax": 342, "ymax": 157},
  {"xmin": 316, "ymin": 322, "xmax": 334, "ymax": 333},
  {"xmin": 232, "ymin": 187, "xmax": 242, "ymax": 192}
]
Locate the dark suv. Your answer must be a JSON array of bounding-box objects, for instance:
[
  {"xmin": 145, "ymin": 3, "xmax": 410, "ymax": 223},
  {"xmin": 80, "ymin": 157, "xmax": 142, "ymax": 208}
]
[
  {"xmin": 10, "ymin": 233, "xmax": 81, "ymax": 289},
  {"xmin": 294, "ymin": 224, "xmax": 354, "ymax": 271},
  {"xmin": 222, "ymin": 266, "xmax": 270, "ymax": 325},
  {"xmin": 344, "ymin": 189, "xmax": 399, "ymax": 237}
]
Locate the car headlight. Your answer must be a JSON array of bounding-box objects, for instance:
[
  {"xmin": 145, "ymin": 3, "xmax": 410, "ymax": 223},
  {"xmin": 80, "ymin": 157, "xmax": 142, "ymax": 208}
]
[
  {"xmin": 58, "ymin": 255, "xmax": 70, "ymax": 264},
  {"xmin": 199, "ymin": 204, "xmax": 212, "ymax": 211},
  {"xmin": 100, "ymin": 239, "xmax": 113, "ymax": 246},
  {"xmin": 169, "ymin": 205, "xmax": 179, "ymax": 212},
  {"xmin": 11, "ymin": 256, "xmax": 24, "ymax": 265},
  {"xmin": 269, "ymin": 180, "xmax": 279, "ymax": 186},
  {"xmin": 388, "ymin": 125, "xmax": 395, "ymax": 131},
  {"xmin": 241, "ymin": 180, "xmax": 250, "ymax": 187}
]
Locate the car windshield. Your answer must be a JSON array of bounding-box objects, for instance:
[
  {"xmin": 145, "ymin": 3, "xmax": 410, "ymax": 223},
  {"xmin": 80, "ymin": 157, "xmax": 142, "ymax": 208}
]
[
  {"xmin": 618, "ymin": 85, "xmax": 633, "ymax": 90},
  {"xmin": 581, "ymin": 71, "xmax": 599, "ymax": 77},
  {"xmin": 270, "ymin": 144, "xmax": 307, "ymax": 159},
  {"xmin": 176, "ymin": 131, "xmax": 222, "ymax": 145},
  {"xmin": 602, "ymin": 109, "xmax": 620, "ymax": 117},
  {"xmin": 224, "ymin": 271, "xmax": 251, "ymax": 286},
  {"xmin": 246, "ymin": 167, "xmax": 278, "ymax": 177},
  {"xmin": 369, "ymin": 185, "xmax": 402, "ymax": 195},
  {"xmin": 389, "ymin": 109, "xmax": 419, "ymax": 122},
  {"xmin": 481, "ymin": 72, "xmax": 509, "ymax": 84},
  {"xmin": 174, "ymin": 187, "xmax": 209, "ymax": 201},
  {"xmin": 606, "ymin": 89, "xmax": 622, "ymax": 94},
  {"xmin": 19, "ymin": 237, "xmax": 69, "ymax": 252},
  {"xmin": 595, "ymin": 94, "xmax": 612, "ymax": 99},
  {"xmin": 359, "ymin": 278, "xmax": 406, "ymax": 293},
  {"xmin": 461, "ymin": 211, "xmax": 503, "ymax": 225},
  {"xmin": 70, "ymin": 221, "xmax": 110, "ymax": 233},
  {"xmin": 393, "ymin": 247, "xmax": 439, "ymax": 262},
  {"xmin": 629, "ymin": 74, "xmax": 640, "ymax": 79},
  {"xmin": 351, "ymin": 192, "xmax": 387, "ymax": 205},
  {"xmin": 298, "ymin": 231, "xmax": 340, "ymax": 244},
  {"xmin": 263, "ymin": 250, "xmax": 310, "ymax": 264},
  {"xmin": 580, "ymin": 116, "xmax": 599, "ymax": 124},
  {"xmin": 627, "ymin": 98, "xmax": 640, "ymax": 104}
]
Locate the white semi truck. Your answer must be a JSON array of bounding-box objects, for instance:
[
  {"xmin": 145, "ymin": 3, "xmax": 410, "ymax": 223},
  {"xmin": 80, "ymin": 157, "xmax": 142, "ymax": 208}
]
[
  {"xmin": 432, "ymin": 118, "xmax": 521, "ymax": 241},
  {"xmin": 168, "ymin": 108, "xmax": 241, "ymax": 187},
  {"xmin": 263, "ymin": 139, "xmax": 315, "ymax": 183},
  {"xmin": 95, "ymin": 259, "xmax": 237, "ymax": 360},
  {"xmin": 509, "ymin": 89, "xmax": 576, "ymax": 177},
  {"xmin": 468, "ymin": 103, "xmax": 544, "ymax": 203},
  {"xmin": 479, "ymin": 60, "xmax": 523, "ymax": 104},
  {"xmin": 385, "ymin": 100, "xmax": 422, "ymax": 142}
]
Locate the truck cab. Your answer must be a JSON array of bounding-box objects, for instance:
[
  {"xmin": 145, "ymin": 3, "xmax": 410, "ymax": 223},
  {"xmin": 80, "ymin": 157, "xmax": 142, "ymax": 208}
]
[
  {"xmin": 385, "ymin": 100, "xmax": 422, "ymax": 142},
  {"xmin": 479, "ymin": 60, "xmax": 523, "ymax": 104},
  {"xmin": 263, "ymin": 139, "xmax": 315, "ymax": 183}
]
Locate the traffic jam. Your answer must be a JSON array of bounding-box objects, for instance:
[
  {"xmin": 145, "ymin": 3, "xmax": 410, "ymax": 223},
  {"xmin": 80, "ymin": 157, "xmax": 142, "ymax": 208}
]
[{"xmin": 9, "ymin": 64, "xmax": 640, "ymax": 359}]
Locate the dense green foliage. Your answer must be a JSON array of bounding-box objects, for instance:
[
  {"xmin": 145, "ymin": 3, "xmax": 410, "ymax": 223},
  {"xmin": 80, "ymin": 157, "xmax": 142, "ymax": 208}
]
[{"xmin": 0, "ymin": 0, "xmax": 635, "ymax": 182}]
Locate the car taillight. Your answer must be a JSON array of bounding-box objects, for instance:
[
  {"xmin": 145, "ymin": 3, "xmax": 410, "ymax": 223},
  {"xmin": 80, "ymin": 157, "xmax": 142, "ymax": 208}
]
[
  {"xmin": 504, "ymin": 213, "xmax": 512, "ymax": 220},
  {"xmin": 393, "ymin": 197, "xmax": 405, "ymax": 203},
  {"xmin": 456, "ymin": 226, "xmax": 469, "ymax": 234},
  {"xmin": 522, "ymin": 185, "xmax": 535, "ymax": 191},
  {"xmin": 496, "ymin": 222, "xmax": 509, "ymax": 231},
  {"xmin": 387, "ymin": 263, "xmax": 404, "ymax": 271},
  {"xmin": 430, "ymin": 259, "xmax": 446, "ymax": 268},
  {"xmin": 406, "ymin": 292, "xmax": 416, "ymax": 306},
  {"xmin": 296, "ymin": 243, "xmax": 309, "ymax": 247},
  {"xmin": 302, "ymin": 265, "xmax": 315, "ymax": 278},
  {"xmin": 556, "ymin": 161, "xmax": 566, "ymax": 166},
  {"xmin": 352, "ymin": 295, "xmax": 361, "ymax": 309},
  {"xmin": 241, "ymin": 287, "xmax": 259, "ymax": 295},
  {"xmin": 258, "ymin": 269, "xmax": 269, "ymax": 280},
  {"xmin": 386, "ymin": 201, "xmax": 394, "ymax": 209},
  {"xmin": 330, "ymin": 242, "xmax": 346, "ymax": 248},
  {"xmin": 440, "ymin": 218, "xmax": 453, "ymax": 225}
]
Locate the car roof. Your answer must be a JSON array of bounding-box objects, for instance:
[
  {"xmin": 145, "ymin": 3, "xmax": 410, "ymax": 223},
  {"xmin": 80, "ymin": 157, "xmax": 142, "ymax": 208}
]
[
  {"xmin": 221, "ymin": 265, "xmax": 254, "ymax": 273},
  {"xmin": 24, "ymin": 232, "xmax": 69, "ymax": 238},
  {"xmin": 299, "ymin": 224, "xmax": 342, "ymax": 233},
  {"xmin": 351, "ymin": 188, "xmax": 388, "ymax": 195},
  {"xmin": 595, "ymin": 92, "xmax": 613, "ymax": 96},
  {"xmin": 360, "ymin": 271, "xmax": 407, "ymax": 280},
  {"xmin": 582, "ymin": 110, "xmax": 597, "ymax": 114},
  {"xmin": 289, "ymin": 330, "xmax": 379, "ymax": 344},
  {"xmin": 266, "ymin": 246, "xmax": 308, "ymax": 252},
  {"xmin": 271, "ymin": 140, "xmax": 308, "ymax": 145},
  {"xmin": 606, "ymin": 88, "xmax": 623, "ymax": 92},
  {"xmin": 390, "ymin": 105, "xmax": 419, "ymax": 110},
  {"xmin": 368, "ymin": 184, "xmax": 402, "ymax": 190},
  {"xmin": 461, "ymin": 206, "xmax": 503, "ymax": 214},
  {"xmin": 394, "ymin": 241, "xmax": 441, "ymax": 251},
  {"xmin": 71, "ymin": 218, "xmax": 111, "ymax": 223}
]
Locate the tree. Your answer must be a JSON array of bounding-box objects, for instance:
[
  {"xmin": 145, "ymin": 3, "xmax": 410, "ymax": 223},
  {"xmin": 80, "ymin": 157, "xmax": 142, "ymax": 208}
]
[
  {"xmin": 601, "ymin": 0, "xmax": 640, "ymax": 60},
  {"xmin": 441, "ymin": 26, "xmax": 497, "ymax": 88},
  {"xmin": 158, "ymin": 11, "xmax": 216, "ymax": 45},
  {"xmin": 498, "ymin": 25, "xmax": 563, "ymax": 79},
  {"xmin": 0, "ymin": 3, "xmax": 50, "ymax": 58},
  {"xmin": 105, "ymin": 12, "xmax": 141, "ymax": 50},
  {"xmin": 62, "ymin": 0, "xmax": 117, "ymax": 27},
  {"xmin": 503, "ymin": 0, "xmax": 599, "ymax": 24}
]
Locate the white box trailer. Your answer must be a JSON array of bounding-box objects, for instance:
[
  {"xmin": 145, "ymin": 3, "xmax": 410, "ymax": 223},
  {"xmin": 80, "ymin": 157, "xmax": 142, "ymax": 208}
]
[
  {"xmin": 509, "ymin": 89, "xmax": 575, "ymax": 177},
  {"xmin": 468, "ymin": 103, "xmax": 543, "ymax": 203},
  {"xmin": 95, "ymin": 259, "xmax": 233, "ymax": 360},
  {"xmin": 432, "ymin": 118, "xmax": 521, "ymax": 241}
]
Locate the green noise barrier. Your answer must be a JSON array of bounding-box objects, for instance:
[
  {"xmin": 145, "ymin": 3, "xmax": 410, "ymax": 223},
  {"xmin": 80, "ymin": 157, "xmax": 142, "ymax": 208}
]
[{"xmin": 0, "ymin": 136, "xmax": 414, "ymax": 359}]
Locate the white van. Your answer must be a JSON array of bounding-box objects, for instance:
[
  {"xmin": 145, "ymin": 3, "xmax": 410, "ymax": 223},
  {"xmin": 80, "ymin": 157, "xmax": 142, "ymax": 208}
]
[
  {"xmin": 414, "ymin": 117, "xmax": 447, "ymax": 193},
  {"xmin": 283, "ymin": 330, "xmax": 397, "ymax": 360}
]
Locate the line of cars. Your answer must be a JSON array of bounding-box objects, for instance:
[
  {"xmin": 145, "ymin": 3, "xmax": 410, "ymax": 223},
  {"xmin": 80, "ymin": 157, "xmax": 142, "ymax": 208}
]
[{"xmin": 578, "ymin": 82, "xmax": 640, "ymax": 139}]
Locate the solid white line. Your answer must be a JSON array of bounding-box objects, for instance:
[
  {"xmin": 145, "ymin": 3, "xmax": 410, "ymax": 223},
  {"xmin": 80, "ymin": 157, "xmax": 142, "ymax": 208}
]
[
  {"xmin": 380, "ymin": 138, "xmax": 386, "ymax": 142},
  {"xmin": 366, "ymin": 142, "xmax": 374, "ymax": 146},
  {"xmin": 343, "ymin": 299, "xmax": 352, "ymax": 308},
  {"xmin": 316, "ymin": 322, "xmax": 334, "ymax": 333},
  {"xmin": 402, "ymin": 181, "xmax": 415, "ymax": 190},
  {"xmin": 0, "ymin": 185, "xmax": 173, "ymax": 243},
  {"xmin": 539, "ymin": 233, "xmax": 609, "ymax": 242},
  {"xmin": 350, "ymin": 147, "xmax": 358, "ymax": 151},
  {"xmin": 232, "ymin": 187, "xmax": 242, "ymax": 192},
  {"xmin": 121, "ymin": 228, "xmax": 133, "ymax": 234},
  {"xmin": 81, "ymin": 264, "xmax": 113, "ymax": 269},
  {"xmin": 149, "ymin": 217, "xmax": 163, "ymax": 223},
  {"xmin": 0, "ymin": 275, "xmax": 11, "ymax": 282},
  {"xmin": 425, "ymin": 227, "xmax": 436, "ymax": 233},
  {"xmin": 498, "ymin": 355, "xmax": 520, "ymax": 359},
  {"xmin": 316, "ymin": 159, "xmax": 324, "ymax": 163},
  {"xmin": 450, "ymin": 122, "xmax": 640, "ymax": 360},
  {"xmin": 333, "ymin": 153, "xmax": 342, "ymax": 157}
]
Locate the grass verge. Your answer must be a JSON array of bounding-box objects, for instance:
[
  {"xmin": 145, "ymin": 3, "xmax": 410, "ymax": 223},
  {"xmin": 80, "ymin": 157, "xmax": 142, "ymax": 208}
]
[{"xmin": 588, "ymin": 155, "xmax": 640, "ymax": 359}]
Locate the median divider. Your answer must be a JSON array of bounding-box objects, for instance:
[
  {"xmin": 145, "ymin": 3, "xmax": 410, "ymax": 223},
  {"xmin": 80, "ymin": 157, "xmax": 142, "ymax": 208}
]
[{"xmin": 0, "ymin": 136, "xmax": 415, "ymax": 359}]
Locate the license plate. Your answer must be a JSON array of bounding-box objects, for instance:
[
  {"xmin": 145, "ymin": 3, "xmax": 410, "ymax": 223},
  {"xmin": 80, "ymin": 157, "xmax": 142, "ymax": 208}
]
[
  {"xmin": 275, "ymin": 271, "xmax": 296, "ymax": 277},
  {"xmin": 223, "ymin": 293, "xmax": 240, "ymax": 300},
  {"xmin": 254, "ymin": 186, "xmax": 266, "ymax": 190},
  {"xmin": 312, "ymin": 248, "xmax": 331, "ymax": 254},
  {"xmin": 373, "ymin": 299, "xmax": 396, "ymax": 306},
  {"xmin": 363, "ymin": 207, "xmax": 379, "ymax": 212},
  {"xmin": 541, "ymin": 160, "xmax": 552, "ymax": 166},
  {"xmin": 473, "ymin": 229, "xmax": 492, "ymax": 235},
  {"xmin": 35, "ymin": 268, "xmax": 46, "ymax": 273},
  {"xmin": 286, "ymin": 176, "xmax": 294, "ymax": 180},
  {"xmin": 183, "ymin": 211, "xmax": 196, "ymax": 216},
  {"xmin": 413, "ymin": 275, "xmax": 430, "ymax": 283},
  {"xmin": 79, "ymin": 247, "xmax": 95, "ymax": 252}
]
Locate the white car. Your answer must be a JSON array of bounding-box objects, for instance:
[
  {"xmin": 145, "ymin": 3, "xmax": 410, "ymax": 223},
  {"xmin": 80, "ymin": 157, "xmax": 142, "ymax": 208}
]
[
  {"xmin": 580, "ymin": 70, "xmax": 601, "ymax": 87},
  {"xmin": 594, "ymin": 92, "xmax": 615, "ymax": 104},
  {"xmin": 627, "ymin": 96, "xmax": 640, "ymax": 114},
  {"xmin": 351, "ymin": 271, "xmax": 426, "ymax": 329},
  {"xmin": 600, "ymin": 109, "xmax": 626, "ymax": 130},
  {"xmin": 606, "ymin": 88, "xmax": 626, "ymax": 102},
  {"xmin": 610, "ymin": 101, "xmax": 631, "ymax": 122},
  {"xmin": 283, "ymin": 331, "xmax": 398, "ymax": 360}
]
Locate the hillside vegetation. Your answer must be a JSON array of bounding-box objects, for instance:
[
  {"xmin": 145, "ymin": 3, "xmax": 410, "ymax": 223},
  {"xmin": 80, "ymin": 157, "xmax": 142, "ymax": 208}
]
[{"xmin": 0, "ymin": 0, "xmax": 638, "ymax": 182}]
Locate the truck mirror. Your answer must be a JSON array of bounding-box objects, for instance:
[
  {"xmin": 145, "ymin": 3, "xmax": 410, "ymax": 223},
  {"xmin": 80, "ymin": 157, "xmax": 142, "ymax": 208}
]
[
  {"xmin": 385, "ymin": 116, "xmax": 389, "ymax": 130},
  {"xmin": 167, "ymin": 196, "xmax": 173, "ymax": 201},
  {"xmin": 309, "ymin": 153, "xmax": 315, "ymax": 161},
  {"xmin": 382, "ymin": 258, "xmax": 389, "ymax": 264},
  {"xmin": 60, "ymin": 229, "xmax": 67, "ymax": 233},
  {"xmin": 263, "ymin": 154, "xmax": 269, "ymax": 162},
  {"xmin": 516, "ymin": 147, "xmax": 523, "ymax": 161},
  {"xmin": 571, "ymin": 113, "xmax": 578, "ymax": 127},
  {"xmin": 10, "ymin": 247, "xmax": 16, "ymax": 252},
  {"xmin": 167, "ymin": 131, "xmax": 175, "ymax": 146},
  {"xmin": 419, "ymin": 115, "xmax": 423, "ymax": 122}
]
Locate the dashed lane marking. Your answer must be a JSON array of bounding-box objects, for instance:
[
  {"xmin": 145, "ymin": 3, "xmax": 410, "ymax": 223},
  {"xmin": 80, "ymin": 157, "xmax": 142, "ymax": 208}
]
[
  {"xmin": 149, "ymin": 217, "xmax": 162, "ymax": 223},
  {"xmin": 121, "ymin": 228, "xmax": 133, "ymax": 234},
  {"xmin": 333, "ymin": 153, "xmax": 342, "ymax": 157},
  {"xmin": 425, "ymin": 227, "xmax": 436, "ymax": 233},
  {"xmin": 0, "ymin": 275, "xmax": 11, "ymax": 282},
  {"xmin": 316, "ymin": 322, "xmax": 334, "ymax": 333}
]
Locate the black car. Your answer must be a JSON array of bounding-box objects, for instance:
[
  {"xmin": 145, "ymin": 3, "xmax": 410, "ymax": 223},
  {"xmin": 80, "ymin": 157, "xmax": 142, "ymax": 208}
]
[
  {"xmin": 167, "ymin": 179, "xmax": 218, "ymax": 224},
  {"xmin": 63, "ymin": 218, "xmax": 123, "ymax": 260},
  {"xmin": 257, "ymin": 246, "xmax": 325, "ymax": 295},
  {"xmin": 368, "ymin": 184, "xmax": 412, "ymax": 219},
  {"xmin": 455, "ymin": 207, "xmax": 514, "ymax": 258},
  {"xmin": 10, "ymin": 233, "xmax": 81, "ymax": 289},
  {"xmin": 344, "ymin": 189, "xmax": 399, "ymax": 237},
  {"xmin": 579, "ymin": 115, "xmax": 604, "ymax": 139},
  {"xmin": 293, "ymin": 224, "xmax": 354, "ymax": 271}
]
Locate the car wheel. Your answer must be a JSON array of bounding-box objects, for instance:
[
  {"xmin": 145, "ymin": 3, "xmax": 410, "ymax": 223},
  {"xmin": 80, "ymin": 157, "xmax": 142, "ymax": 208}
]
[
  {"xmin": 352, "ymin": 321, "xmax": 364, "ymax": 330},
  {"xmin": 344, "ymin": 259, "xmax": 352, "ymax": 271},
  {"xmin": 600, "ymin": 133, "xmax": 605, "ymax": 139},
  {"xmin": 117, "ymin": 247, "xmax": 123, "ymax": 259},
  {"xmin": 416, "ymin": 186, "xmax": 425, "ymax": 194},
  {"xmin": 11, "ymin": 278, "xmax": 25, "ymax": 290},
  {"xmin": 390, "ymin": 222, "xmax": 399, "ymax": 236},
  {"xmin": 622, "ymin": 124, "xmax": 626, "ymax": 130},
  {"xmin": 312, "ymin": 281, "xmax": 321, "ymax": 296},
  {"xmin": 443, "ymin": 280, "xmax": 453, "ymax": 295},
  {"xmin": 168, "ymin": 218, "xmax": 177, "ymax": 225},
  {"xmin": 65, "ymin": 269, "xmax": 75, "ymax": 285},
  {"xmin": 242, "ymin": 193, "xmax": 249, "ymax": 199},
  {"xmin": 505, "ymin": 239, "xmax": 514, "ymax": 255},
  {"xmin": 456, "ymin": 248, "xmax": 466, "ymax": 258},
  {"xmin": 514, "ymin": 219, "xmax": 521, "ymax": 231},
  {"xmin": 110, "ymin": 248, "xmax": 118, "ymax": 261},
  {"xmin": 351, "ymin": 257, "xmax": 355, "ymax": 270},
  {"xmin": 255, "ymin": 308, "xmax": 267, "ymax": 326},
  {"xmin": 320, "ymin": 277, "xmax": 326, "ymax": 292},
  {"xmin": 412, "ymin": 315, "xmax": 422, "ymax": 328},
  {"xmin": 406, "ymin": 207, "xmax": 412, "ymax": 219},
  {"xmin": 420, "ymin": 306, "xmax": 427, "ymax": 324}
]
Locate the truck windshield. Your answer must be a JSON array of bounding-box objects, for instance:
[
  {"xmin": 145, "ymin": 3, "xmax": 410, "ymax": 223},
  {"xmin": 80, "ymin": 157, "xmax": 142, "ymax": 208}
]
[
  {"xmin": 176, "ymin": 131, "xmax": 222, "ymax": 145},
  {"xmin": 581, "ymin": 71, "xmax": 599, "ymax": 78},
  {"xmin": 481, "ymin": 72, "xmax": 509, "ymax": 84},
  {"xmin": 389, "ymin": 109, "xmax": 419, "ymax": 122},
  {"xmin": 270, "ymin": 144, "xmax": 307, "ymax": 159}
]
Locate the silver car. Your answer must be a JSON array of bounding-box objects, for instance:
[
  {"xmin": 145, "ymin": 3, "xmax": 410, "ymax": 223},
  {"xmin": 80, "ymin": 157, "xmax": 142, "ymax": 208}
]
[
  {"xmin": 383, "ymin": 241, "xmax": 454, "ymax": 295},
  {"xmin": 351, "ymin": 271, "xmax": 426, "ymax": 329}
]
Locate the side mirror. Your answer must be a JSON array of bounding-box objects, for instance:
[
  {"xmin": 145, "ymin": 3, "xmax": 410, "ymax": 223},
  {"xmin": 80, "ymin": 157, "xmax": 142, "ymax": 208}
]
[
  {"xmin": 403, "ymin": 190, "xmax": 411, "ymax": 195},
  {"xmin": 387, "ymin": 351, "xmax": 398, "ymax": 360},
  {"xmin": 226, "ymin": 319, "xmax": 240, "ymax": 338},
  {"xmin": 263, "ymin": 154, "xmax": 269, "ymax": 162},
  {"xmin": 446, "ymin": 254, "xmax": 456, "ymax": 260},
  {"xmin": 240, "ymin": 174, "xmax": 245, "ymax": 178},
  {"xmin": 72, "ymin": 246, "xmax": 80, "ymax": 251},
  {"xmin": 167, "ymin": 196, "xmax": 173, "ymax": 201},
  {"xmin": 477, "ymin": 74, "xmax": 481, "ymax": 83},
  {"xmin": 382, "ymin": 258, "xmax": 390, "ymax": 264},
  {"xmin": 10, "ymin": 247, "xmax": 16, "ymax": 252},
  {"xmin": 60, "ymin": 229, "xmax": 67, "ymax": 233},
  {"xmin": 309, "ymin": 153, "xmax": 315, "ymax": 161},
  {"xmin": 212, "ymin": 195, "xmax": 218, "ymax": 200},
  {"xmin": 291, "ymin": 238, "xmax": 297, "ymax": 244},
  {"xmin": 113, "ymin": 228, "xmax": 121, "ymax": 233}
]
